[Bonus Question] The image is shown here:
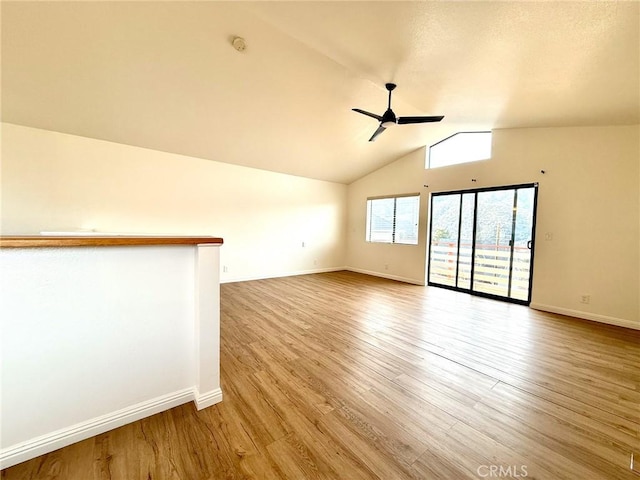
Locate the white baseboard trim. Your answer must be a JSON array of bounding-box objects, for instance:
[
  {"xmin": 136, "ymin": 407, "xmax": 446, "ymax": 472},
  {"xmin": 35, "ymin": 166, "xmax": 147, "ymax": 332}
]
[
  {"xmin": 0, "ymin": 388, "xmax": 195, "ymax": 470},
  {"xmin": 194, "ymin": 388, "xmax": 223, "ymax": 410},
  {"xmin": 221, "ymin": 266, "xmax": 345, "ymax": 284},
  {"xmin": 530, "ymin": 303, "xmax": 639, "ymax": 331},
  {"xmin": 345, "ymin": 267, "xmax": 425, "ymax": 286}
]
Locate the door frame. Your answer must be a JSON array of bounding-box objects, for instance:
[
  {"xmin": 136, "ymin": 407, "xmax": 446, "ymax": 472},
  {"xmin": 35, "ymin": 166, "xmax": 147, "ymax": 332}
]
[{"xmin": 427, "ymin": 183, "xmax": 539, "ymax": 306}]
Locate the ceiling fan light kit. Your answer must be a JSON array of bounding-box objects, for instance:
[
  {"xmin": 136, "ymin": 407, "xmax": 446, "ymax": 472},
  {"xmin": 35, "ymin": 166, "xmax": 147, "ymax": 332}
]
[{"xmin": 352, "ymin": 83, "xmax": 444, "ymax": 142}]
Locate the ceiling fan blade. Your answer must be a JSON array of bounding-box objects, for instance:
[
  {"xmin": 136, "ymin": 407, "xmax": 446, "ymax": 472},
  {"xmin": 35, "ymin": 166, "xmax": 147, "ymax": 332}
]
[
  {"xmin": 368, "ymin": 124, "xmax": 386, "ymax": 142},
  {"xmin": 353, "ymin": 108, "xmax": 383, "ymax": 121},
  {"xmin": 397, "ymin": 115, "xmax": 444, "ymax": 124}
]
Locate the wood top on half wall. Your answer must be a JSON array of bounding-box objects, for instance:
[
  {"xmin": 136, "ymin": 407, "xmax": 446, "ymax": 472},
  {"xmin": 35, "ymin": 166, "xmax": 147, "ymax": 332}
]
[{"xmin": 0, "ymin": 236, "xmax": 224, "ymax": 248}]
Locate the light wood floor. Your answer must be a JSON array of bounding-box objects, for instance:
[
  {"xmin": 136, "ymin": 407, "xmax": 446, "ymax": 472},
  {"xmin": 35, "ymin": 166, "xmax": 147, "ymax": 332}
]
[{"xmin": 3, "ymin": 271, "xmax": 639, "ymax": 479}]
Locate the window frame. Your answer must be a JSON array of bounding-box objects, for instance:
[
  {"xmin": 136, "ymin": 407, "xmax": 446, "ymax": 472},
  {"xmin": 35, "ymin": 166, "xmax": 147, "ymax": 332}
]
[{"xmin": 365, "ymin": 193, "xmax": 420, "ymax": 245}]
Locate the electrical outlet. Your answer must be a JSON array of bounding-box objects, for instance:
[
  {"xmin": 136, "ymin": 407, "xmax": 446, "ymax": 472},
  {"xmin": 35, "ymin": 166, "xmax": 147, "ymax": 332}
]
[
  {"xmin": 580, "ymin": 294, "xmax": 590, "ymax": 304},
  {"xmin": 313, "ymin": 259, "xmax": 317, "ymax": 265},
  {"xmin": 384, "ymin": 264, "xmax": 389, "ymax": 270},
  {"xmin": 223, "ymin": 266, "xmax": 229, "ymax": 273},
  {"xmin": 301, "ymin": 241, "xmax": 306, "ymax": 248},
  {"xmin": 545, "ymin": 232, "xmax": 553, "ymax": 241}
]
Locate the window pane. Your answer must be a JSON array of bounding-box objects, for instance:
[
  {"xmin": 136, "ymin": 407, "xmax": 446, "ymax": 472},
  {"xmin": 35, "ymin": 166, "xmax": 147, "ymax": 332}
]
[
  {"xmin": 429, "ymin": 194, "xmax": 461, "ymax": 286},
  {"xmin": 457, "ymin": 193, "xmax": 475, "ymax": 289},
  {"xmin": 511, "ymin": 187, "xmax": 535, "ymax": 301},
  {"xmin": 395, "ymin": 196, "xmax": 419, "ymax": 245},
  {"xmin": 365, "ymin": 195, "xmax": 420, "ymax": 244},
  {"xmin": 367, "ymin": 198, "xmax": 394, "ymax": 243},
  {"xmin": 365, "ymin": 200, "xmax": 372, "ymax": 241},
  {"xmin": 473, "ymin": 190, "xmax": 514, "ymax": 297},
  {"xmin": 429, "ymin": 132, "xmax": 492, "ymax": 169}
]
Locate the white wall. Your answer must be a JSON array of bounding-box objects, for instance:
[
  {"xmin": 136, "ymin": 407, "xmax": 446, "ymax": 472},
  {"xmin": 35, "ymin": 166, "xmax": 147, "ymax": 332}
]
[
  {"xmin": 347, "ymin": 125, "xmax": 640, "ymax": 329},
  {"xmin": 1, "ymin": 246, "xmax": 194, "ymax": 447},
  {"xmin": 0, "ymin": 123, "xmax": 347, "ymax": 282},
  {"xmin": 346, "ymin": 147, "xmax": 430, "ymax": 285},
  {"xmin": 1, "ymin": 243, "xmax": 221, "ymax": 468}
]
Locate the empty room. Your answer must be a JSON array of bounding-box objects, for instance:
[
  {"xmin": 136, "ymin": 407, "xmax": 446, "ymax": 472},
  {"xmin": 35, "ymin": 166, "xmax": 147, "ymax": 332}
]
[{"xmin": 1, "ymin": 1, "xmax": 638, "ymax": 479}]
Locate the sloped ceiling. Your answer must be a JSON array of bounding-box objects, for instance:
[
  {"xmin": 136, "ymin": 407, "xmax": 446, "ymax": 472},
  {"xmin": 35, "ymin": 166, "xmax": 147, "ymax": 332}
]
[{"xmin": 2, "ymin": 1, "xmax": 638, "ymax": 184}]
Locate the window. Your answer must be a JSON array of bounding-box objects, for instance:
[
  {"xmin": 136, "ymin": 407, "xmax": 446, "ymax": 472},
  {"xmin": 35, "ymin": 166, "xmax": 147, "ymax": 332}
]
[
  {"xmin": 428, "ymin": 131, "xmax": 492, "ymax": 169},
  {"xmin": 366, "ymin": 194, "xmax": 420, "ymax": 244}
]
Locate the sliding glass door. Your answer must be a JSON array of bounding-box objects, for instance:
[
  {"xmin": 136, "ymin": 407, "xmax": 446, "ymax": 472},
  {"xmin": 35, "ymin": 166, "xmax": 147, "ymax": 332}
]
[{"xmin": 428, "ymin": 184, "xmax": 538, "ymax": 304}]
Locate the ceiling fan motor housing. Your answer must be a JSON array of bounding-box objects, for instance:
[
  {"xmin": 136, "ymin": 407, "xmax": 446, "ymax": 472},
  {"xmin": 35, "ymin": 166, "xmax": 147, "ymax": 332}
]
[{"xmin": 381, "ymin": 109, "xmax": 397, "ymax": 127}]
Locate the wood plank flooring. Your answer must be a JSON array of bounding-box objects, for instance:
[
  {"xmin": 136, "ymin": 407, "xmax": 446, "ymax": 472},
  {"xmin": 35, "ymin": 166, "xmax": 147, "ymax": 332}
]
[{"xmin": 3, "ymin": 271, "xmax": 639, "ymax": 479}]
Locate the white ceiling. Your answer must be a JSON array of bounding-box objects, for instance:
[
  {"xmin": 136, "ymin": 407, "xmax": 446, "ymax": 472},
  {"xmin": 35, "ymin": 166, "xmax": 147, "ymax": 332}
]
[{"xmin": 2, "ymin": 1, "xmax": 638, "ymax": 184}]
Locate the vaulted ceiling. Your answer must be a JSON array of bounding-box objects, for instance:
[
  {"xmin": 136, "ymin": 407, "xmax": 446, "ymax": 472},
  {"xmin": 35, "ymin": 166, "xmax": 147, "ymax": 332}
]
[{"xmin": 2, "ymin": 1, "xmax": 638, "ymax": 184}]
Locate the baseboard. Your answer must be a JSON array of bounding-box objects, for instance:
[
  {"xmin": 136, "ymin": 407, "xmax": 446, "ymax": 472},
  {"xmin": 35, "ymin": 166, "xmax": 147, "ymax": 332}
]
[
  {"xmin": 345, "ymin": 267, "xmax": 425, "ymax": 286},
  {"xmin": 530, "ymin": 303, "xmax": 640, "ymax": 331},
  {"xmin": 0, "ymin": 388, "xmax": 194, "ymax": 470},
  {"xmin": 194, "ymin": 388, "xmax": 223, "ymax": 410},
  {"xmin": 221, "ymin": 266, "xmax": 345, "ymax": 284}
]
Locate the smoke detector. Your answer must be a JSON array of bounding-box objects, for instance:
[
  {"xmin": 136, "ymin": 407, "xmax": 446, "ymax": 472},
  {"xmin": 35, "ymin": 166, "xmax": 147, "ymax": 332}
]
[{"xmin": 231, "ymin": 36, "xmax": 247, "ymax": 52}]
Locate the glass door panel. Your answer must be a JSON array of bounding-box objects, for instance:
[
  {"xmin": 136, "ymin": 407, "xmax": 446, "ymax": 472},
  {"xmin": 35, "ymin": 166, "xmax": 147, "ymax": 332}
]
[
  {"xmin": 511, "ymin": 187, "xmax": 535, "ymax": 301},
  {"xmin": 472, "ymin": 190, "xmax": 515, "ymax": 298},
  {"xmin": 457, "ymin": 193, "xmax": 475, "ymax": 290},
  {"xmin": 428, "ymin": 194, "xmax": 460, "ymax": 287}
]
